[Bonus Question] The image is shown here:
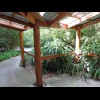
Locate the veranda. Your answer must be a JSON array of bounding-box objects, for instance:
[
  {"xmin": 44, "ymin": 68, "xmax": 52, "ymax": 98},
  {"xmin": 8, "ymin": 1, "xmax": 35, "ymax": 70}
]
[{"xmin": 0, "ymin": 12, "xmax": 100, "ymax": 87}]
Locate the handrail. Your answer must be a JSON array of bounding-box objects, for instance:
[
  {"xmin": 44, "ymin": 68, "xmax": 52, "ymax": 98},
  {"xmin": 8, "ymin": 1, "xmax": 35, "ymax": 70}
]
[
  {"xmin": 24, "ymin": 50, "xmax": 99, "ymax": 61},
  {"xmin": 24, "ymin": 51, "xmax": 35, "ymax": 57},
  {"xmin": 41, "ymin": 54, "xmax": 67, "ymax": 60}
]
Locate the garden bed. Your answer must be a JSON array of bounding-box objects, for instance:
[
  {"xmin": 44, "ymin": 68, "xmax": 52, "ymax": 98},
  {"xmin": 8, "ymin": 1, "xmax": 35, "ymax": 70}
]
[{"xmin": 0, "ymin": 50, "xmax": 20, "ymax": 62}]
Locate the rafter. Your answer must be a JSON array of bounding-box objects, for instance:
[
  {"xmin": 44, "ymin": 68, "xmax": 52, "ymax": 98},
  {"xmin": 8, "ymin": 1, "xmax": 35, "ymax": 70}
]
[
  {"xmin": 50, "ymin": 23, "xmax": 59, "ymax": 28},
  {"xmin": 81, "ymin": 17, "xmax": 100, "ymax": 29},
  {"xmin": 49, "ymin": 12, "xmax": 72, "ymax": 26},
  {"xmin": 27, "ymin": 12, "xmax": 35, "ymax": 24},
  {"xmin": 37, "ymin": 21, "xmax": 49, "ymax": 27},
  {"xmin": 0, "ymin": 19, "xmax": 29, "ymax": 31},
  {"xmin": 18, "ymin": 12, "xmax": 35, "ymax": 24},
  {"xmin": 68, "ymin": 12, "xmax": 100, "ymax": 28},
  {"xmin": 31, "ymin": 12, "xmax": 45, "ymax": 21},
  {"xmin": 59, "ymin": 23, "xmax": 68, "ymax": 29},
  {"xmin": 18, "ymin": 12, "xmax": 27, "ymax": 16},
  {"xmin": 11, "ymin": 12, "xmax": 16, "ymax": 17},
  {"xmin": 0, "ymin": 13, "xmax": 32, "ymax": 27},
  {"xmin": 68, "ymin": 15, "xmax": 80, "ymax": 19}
]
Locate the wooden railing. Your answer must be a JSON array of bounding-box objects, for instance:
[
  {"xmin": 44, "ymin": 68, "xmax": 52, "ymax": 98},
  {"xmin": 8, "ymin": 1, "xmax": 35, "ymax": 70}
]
[
  {"xmin": 41, "ymin": 54, "xmax": 67, "ymax": 60},
  {"xmin": 24, "ymin": 51, "xmax": 98, "ymax": 62},
  {"xmin": 87, "ymin": 53, "xmax": 97, "ymax": 57},
  {"xmin": 24, "ymin": 51, "xmax": 35, "ymax": 57}
]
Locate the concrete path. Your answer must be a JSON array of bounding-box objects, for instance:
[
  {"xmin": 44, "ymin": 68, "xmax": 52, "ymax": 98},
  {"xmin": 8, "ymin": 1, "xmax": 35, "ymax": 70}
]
[
  {"xmin": 44, "ymin": 74, "xmax": 100, "ymax": 87},
  {"xmin": 0, "ymin": 56, "xmax": 100, "ymax": 87},
  {"xmin": 0, "ymin": 56, "xmax": 35, "ymax": 87},
  {"xmin": 15, "ymin": 47, "xmax": 33, "ymax": 52}
]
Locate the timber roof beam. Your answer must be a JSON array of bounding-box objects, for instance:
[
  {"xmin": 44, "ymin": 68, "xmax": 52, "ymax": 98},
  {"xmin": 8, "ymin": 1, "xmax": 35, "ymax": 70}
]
[
  {"xmin": 18, "ymin": 12, "xmax": 35, "ymax": 24},
  {"xmin": 0, "ymin": 13, "xmax": 32, "ymax": 27},
  {"xmin": 0, "ymin": 18, "xmax": 30, "ymax": 31},
  {"xmin": 49, "ymin": 12, "xmax": 72, "ymax": 26}
]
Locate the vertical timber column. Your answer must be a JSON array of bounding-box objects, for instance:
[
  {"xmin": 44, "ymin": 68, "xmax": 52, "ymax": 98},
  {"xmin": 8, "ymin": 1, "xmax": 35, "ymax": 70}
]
[
  {"xmin": 33, "ymin": 21, "xmax": 43, "ymax": 87},
  {"xmin": 75, "ymin": 26, "xmax": 81, "ymax": 55},
  {"xmin": 19, "ymin": 30, "xmax": 25, "ymax": 67}
]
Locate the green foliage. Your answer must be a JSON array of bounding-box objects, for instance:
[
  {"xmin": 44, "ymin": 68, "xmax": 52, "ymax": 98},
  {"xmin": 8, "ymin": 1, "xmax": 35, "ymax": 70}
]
[
  {"xmin": 23, "ymin": 29, "xmax": 33, "ymax": 48},
  {"xmin": 80, "ymin": 23, "xmax": 100, "ymax": 80},
  {"xmin": 23, "ymin": 24, "xmax": 100, "ymax": 81},
  {"xmin": 0, "ymin": 50, "xmax": 20, "ymax": 61},
  {"xmin": 0, "ymin": 26, "xmax": 19, "ymax": 52},
  {"xmin": 81, "ymin": 24, "xmax": 100, "ymax": 54},
  {"xmin": 66, "ymin": 29, "xmax": 76, "ymax": 48},
  {"xmin": 19, "ymin": 49, "xmax": 34, "ymax": 67},
  {"xmin": 40, "ymin": 28, "xmax": 85, "ymax": 75},
  {"xmin": 40, "ymin": 27, "xmax": 75, "ymax": 74},
  {"xmin": 84, "ymin": 55, "xmax": 100, "ymax": 80}
]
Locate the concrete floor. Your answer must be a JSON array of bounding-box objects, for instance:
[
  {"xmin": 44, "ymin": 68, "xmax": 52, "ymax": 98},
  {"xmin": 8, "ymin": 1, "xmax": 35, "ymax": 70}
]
[
  {"xmin": 15, "ymin": 47, "xmax": 33, "ymax": 52},
  {"xmin": 45, "ymin": 74, "xmax": 100, "ymax": 87},
  {"xmin": 0, "ymin": 56, "xmax": 35, "ymax": 87},
  {"xmin": 0, "ymin": 56, "xmax": 100, "ymax": 87}
]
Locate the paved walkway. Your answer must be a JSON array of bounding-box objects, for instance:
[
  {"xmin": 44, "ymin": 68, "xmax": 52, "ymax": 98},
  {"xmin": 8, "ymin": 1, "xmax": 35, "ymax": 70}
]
[
  {"xmin": 15, "ymin": 47, "xmax": 33, "ymax": 52},
  {"xmin": 0, "ymin": 56, "xmax": 100, "ymax": 87},
  {"xmin": 45, "ymin": 74, "xmax": 100, "ymax": 87},
  {"xmin": 0, "ymin": 56, "xmax": 35, "ymax": 87}
]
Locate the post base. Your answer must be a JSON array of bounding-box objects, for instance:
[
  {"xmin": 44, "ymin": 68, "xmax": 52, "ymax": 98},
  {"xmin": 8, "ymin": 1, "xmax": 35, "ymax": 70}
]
[{"xmin": 33, "ymin": 81, "xmax": 47, "ymax": 87}]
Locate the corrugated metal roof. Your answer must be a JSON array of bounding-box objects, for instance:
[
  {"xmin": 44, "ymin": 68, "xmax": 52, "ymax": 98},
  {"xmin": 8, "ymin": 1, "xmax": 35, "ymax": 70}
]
[
  {"xmin": 60, "ymin": 12, "xmax": 91, "ymax": 25},
  {"xmin": 0, "ymin": 12, "xmax": 30, "ymax": 23},
  {"xmin": 0, "ymin": 12, "xmax": 12, "ymax": 16},
  {"xmin": 0, "ymin": 12, "xmax": 99, "ymax": 29},
  {"xmin": 59, "ymin": 12, "xmax": 100, "ymax": 27},
  {"xmin": 43, "ymin": 12, "xmax": 59, "ymax": 21},
  {"xmin": 79, "ymin": 13, "xmax": 100, "ymax": 25},
  {"xmin": 14, "ymin": 14, "xmax": 29, "ymax": 23},
  {"xmin": 60, "ymin": 17, "xmax": 77, "ymax": 24},
  {"xmin": 72, "ymin": 12, "xmax": 90, "ymax": 18}
]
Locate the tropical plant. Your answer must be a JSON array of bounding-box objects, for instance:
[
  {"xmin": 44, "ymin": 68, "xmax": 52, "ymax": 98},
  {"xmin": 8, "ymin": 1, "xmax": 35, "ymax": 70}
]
[
  {"xmin": 40, "ymin": 27, "xmax": 74, "ymax": 74},
  {"xmin": 0, "ymin": 26, "xmax": 19, "ymax": 52},
  {"xmin": 80, "ymin": 23, "xmax": 100, "ymax": 80},
  {"xmin": 23, "ymin": 29, "xmax": 33, "ymax": 48},
  {"xmin": 22, "ymin": 24, "xmax": 100, "ymax": 81}
]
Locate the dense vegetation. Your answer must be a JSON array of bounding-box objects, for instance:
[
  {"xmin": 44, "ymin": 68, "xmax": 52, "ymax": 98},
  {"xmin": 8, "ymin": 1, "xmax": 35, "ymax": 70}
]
[
  {"xmin": 24, "ymin": 23, "xmax": 100, "ymax": 80},
  {"xmin": 0, "ymin": 27, "xmax": 19, "ymax": 52},
  {"xmin": 0, "ymin": 50, "xmax": 20, "ymax": 62},
  {"xmin": 24, "ymin": 27, "xmax": 76, "ymax": 74},
  {"xmin": 40, "ymin": 28, "xmax": 74, "ymax": 74},
  {"xmin": 0, "ymin": 27, "xmax": 33, "ymax": 62},
  {"xmin": 1, "ymin": 23, "xmax": 99, "ymax": 80},
  {"xmin": 0, "ymin": 27, "xmax": 20, "ymax": 61},
  {"xmin": 23, "ymin": 29, "xmax": 33, "ymax": 48},
  {"xmin": 80, "ymin": 24, "xmax": 100, "ymax": 80}
]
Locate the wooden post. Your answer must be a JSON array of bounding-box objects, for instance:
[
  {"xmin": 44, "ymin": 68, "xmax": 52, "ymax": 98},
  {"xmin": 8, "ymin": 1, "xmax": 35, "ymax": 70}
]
[
  {"xmin": 75, "ymin": 26, "xmax": 81, "ymax": 55},
  {"xmin": 19, "ymin": 31, "xmax": 25, "ymax": 67},
  {"xmin": 74, "ymin": 27, "xmax": 81, "ymax": 63},
  {"xmin": 33, "ymin": 21, "xmax": 43, "ymax": 87}
]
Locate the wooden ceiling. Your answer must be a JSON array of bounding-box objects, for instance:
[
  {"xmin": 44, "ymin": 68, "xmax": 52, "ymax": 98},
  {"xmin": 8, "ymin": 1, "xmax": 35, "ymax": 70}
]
[{"xmin": 0, "ymin": 12, "xmax": 99, "ymax": 31}]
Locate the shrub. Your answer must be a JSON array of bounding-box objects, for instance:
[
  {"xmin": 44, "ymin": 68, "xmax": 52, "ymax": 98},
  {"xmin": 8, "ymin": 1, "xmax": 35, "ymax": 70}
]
[
  {"xmin": 23, "ymin": 29, "xmax": 33, "ymax": 48},
  {"xmin": 0, "ymin": 50, "xmax": 20, "ymax": 61},
  {"xmin": 23, "ymin": 25, "xmax": 100, "ymax": 81},
  {"xmin": 80, "ymin": 24, "xmax": 100, "ymax": 80},
  {"xmin": 0, "ymin": 27, "xmax": 19, "ymax": 52},
  {"xmin": 40, "ymin": 28, "xmax": 74, "ymax": 74}
]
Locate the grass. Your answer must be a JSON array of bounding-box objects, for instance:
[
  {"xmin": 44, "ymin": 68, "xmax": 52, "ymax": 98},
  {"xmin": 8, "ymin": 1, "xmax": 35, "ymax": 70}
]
[{"xmin": 0, "ymin": 50, "xmax": 20, "ymax": 62}]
